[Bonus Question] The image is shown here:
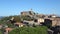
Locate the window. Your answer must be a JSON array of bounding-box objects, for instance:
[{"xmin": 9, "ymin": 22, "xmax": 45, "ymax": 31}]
[{"xmin": 34, "ymin": 19, "xmax": 38, "ymax": 22}]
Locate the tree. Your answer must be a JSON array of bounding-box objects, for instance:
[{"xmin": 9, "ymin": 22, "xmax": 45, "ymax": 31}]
[{"xmin": 21, "ymin": 15, "xmax": 33, "ymax": 21}]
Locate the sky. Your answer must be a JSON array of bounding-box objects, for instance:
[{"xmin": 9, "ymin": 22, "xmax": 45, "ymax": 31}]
[{"xmin": 0, "ymin": 0, "xmax": 60, "ymax": 16}]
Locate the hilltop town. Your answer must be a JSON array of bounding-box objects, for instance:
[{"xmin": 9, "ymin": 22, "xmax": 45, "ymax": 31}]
[{"xmin": 0, "ymin": 9, "xmax": 60, "ymax": 34}]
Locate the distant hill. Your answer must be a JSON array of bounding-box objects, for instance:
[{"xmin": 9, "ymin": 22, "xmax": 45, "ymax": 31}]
[{"xmin": 0, "ymin": 16, "xmax": 3, "ymax": 19}]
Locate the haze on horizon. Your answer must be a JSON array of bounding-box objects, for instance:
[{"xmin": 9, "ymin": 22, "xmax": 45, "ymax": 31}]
[{"xmin": 0, "ymin": 0, "xmax": 60, "ymax": 16}]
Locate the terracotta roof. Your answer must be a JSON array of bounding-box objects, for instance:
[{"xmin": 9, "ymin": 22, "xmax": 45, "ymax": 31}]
[
  {"xmin": 5, "ymin": 28, "xmax": 13, "ymax": 32},
  {"xmin": 14, "ymin": 22, "xmax": 24, "ymax": 25}
]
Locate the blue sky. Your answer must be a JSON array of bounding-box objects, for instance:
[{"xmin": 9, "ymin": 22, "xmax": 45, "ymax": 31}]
[{"xmin": 0, "ymin": 0, "xmax": 60, "ymax": 16}]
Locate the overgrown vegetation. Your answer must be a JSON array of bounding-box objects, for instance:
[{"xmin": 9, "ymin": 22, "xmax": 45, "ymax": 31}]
[
  {"xmin": 9, "ymin": 26, "xmax": 48, "ymax": 34},
  {"xmin": 0, "ymin": 15, "xmax": 49, "ymax": 34},
  {"xmin": 21, "ymin": 15, "xmax": 33, "ymax": 21}
]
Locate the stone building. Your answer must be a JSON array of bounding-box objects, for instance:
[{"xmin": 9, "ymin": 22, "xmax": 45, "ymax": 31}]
[
  {"xmin": 52, "ymin": 18, "xmax": 60, "ymax": 26},
  {"xmin": 4, "ymin": 28, "xmax": 13, "ymax": 34},
  {"xmin": 44, "ymin": 17, "xmax": 60, "ymax": 27},
  {"xmin": 21, "ymin": 10, "xmax": 35, "ymax": 16},
  {"xmin": 34, "ymin": 18, "xmax": 44, "ymax": 24},
  {"xmin": 14, "ymin": 22, "xmax": 24, "ymax": 27}
]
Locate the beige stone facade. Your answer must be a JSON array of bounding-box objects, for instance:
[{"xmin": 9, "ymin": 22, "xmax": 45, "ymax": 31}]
[
  {"xmin": 38, "ymin": 18, "xmax": 44, "ymax": 23},
  {"xmin": 50, "ymin": 18, "xmax": 60, "ymax": 27},
  {"xmin": 14, "ymin": 22, "xmax": 24, "ymax": 27},
  {"xmin": 34, "ymin": 18, "xmax": 44, "ymax": 24}
]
